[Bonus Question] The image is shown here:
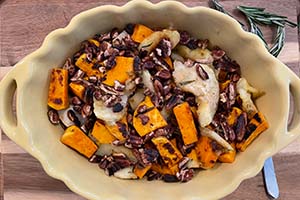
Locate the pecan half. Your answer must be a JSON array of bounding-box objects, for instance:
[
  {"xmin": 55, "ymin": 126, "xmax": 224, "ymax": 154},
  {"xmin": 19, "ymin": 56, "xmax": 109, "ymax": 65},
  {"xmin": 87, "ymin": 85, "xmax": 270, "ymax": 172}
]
[
  {"xmin": 235, "ymin": 112, "xmax": 247, "ymax": 142},
  {"xmin": 155, "ymin": 69, "xmax": 171, "ymax": 80},
  {"xmin": 47, "ymin": 109, "xmax": 60, "ymax": 125},
  {"xmin": 195, "ymin": 63, "xmax": 209, "ymax": 80}
]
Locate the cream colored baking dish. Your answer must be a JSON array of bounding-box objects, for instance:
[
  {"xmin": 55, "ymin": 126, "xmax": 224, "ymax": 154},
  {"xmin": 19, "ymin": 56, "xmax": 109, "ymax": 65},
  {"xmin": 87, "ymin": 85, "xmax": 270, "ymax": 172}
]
[{"xmin": 0, "ymin": 1, "xmax": 300, "ymax": 199}]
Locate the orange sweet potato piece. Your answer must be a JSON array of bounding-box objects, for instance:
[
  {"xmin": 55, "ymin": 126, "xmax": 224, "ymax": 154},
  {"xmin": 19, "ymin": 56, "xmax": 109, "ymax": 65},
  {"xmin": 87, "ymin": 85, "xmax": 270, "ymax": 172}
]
[
  {"xmin": 218, "ymin": 149, "xmax": 236, "ymax": 163},
  {"xmin": 131, "ymin": 24, "xmax": 154, "ymax": 43},
  {"xmin": 152, "ymin": 136, "xmax": 183, "ymax": 167},
  {"xmin": 105, "ymin": 115, "xmax": 128, "ymax": 142},
  {"xmin": 133, "ymin": 96, "xmax": 168, "ymax": 136},
  {"xmin": 218, "ymin": 143, "xmax": 236, "ymax": 163},
  {"xmin": 236, "ymin": 112, "xmax": 269, "ymax": 152},
  {"xmin": 90, "ymin": 120, "xmax": 116, "ymax": 144},
  {"xmin": 134, "ymin": 165, "xmax": 152, "ymax": 179},
  {"xmin": 151, "ymin": 163, "xmax": 179, "ymax": 175},
  {"xmin": 48, "ymin": 68, "xmax": 69, "ymax": 110},
  {"xmin": 69, "ymin": 82, "xmax": 86, "ymax": 100},
  {"xmin": 164, "ymin": 57, "xmax": 173, "ymax": 70},
  {"xmin": 88, "ymin": 39, "xmax": 100, "ymax": 47},
  {"xmin": 75, "ymin": 53, "xmax": 102, "ymax": 77},
  {"xmin": 103, "ymin": 56, "xmax": 135, "ymax": 86},
  {"xmin": 219, "ymin": 80, "xmax": 231, "ymax": 91},
  {"xmin": 227, "ymin": 107, "xmax": 243, "ymax": 126},
  {"xmin": 195, "ymin": 136, "xmax": 219, "ymax": 169},
  {"xmin": 61, "ymin": 125, "xmax": 98, "ymax": 158},
  {"xmin": 173, "ymin": 102, "xmax": 198, "ymax": 145},
  {"xmin": 187, "ymin": 149, "xmax": 200, "ymax": 168}
]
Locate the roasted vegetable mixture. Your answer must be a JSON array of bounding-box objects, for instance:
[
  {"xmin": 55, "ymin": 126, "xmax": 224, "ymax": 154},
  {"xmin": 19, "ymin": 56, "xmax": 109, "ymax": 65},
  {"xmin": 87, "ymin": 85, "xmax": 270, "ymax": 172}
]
[{"xmin": 47, "ymin": 24, "xmax": 268, "ymax": 182}]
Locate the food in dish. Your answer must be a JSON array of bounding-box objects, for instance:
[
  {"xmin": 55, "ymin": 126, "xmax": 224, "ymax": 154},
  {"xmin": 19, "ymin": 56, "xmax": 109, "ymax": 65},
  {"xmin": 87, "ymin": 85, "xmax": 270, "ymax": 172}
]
[{"xmin": 47, "ymin": 24, "xmax": 268, "ymax": 182}]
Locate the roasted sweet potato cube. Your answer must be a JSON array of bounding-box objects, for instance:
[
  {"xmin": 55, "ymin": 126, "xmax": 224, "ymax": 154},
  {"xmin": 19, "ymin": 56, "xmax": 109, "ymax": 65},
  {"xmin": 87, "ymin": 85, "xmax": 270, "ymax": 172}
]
[
  {"xmin": 219, "ymin": 143, "xmax": 236, "ymax": 163},
  {"xmin": 236, "ymin": 112, "xmax": 269, "ymax": 152},
  {"xmin": 152, "ymin": 136, "xmax": 183, "ymax": 167},
  {"xmin": 195, "ymin": 136, "xmax": 219, "ymax": 169},
  {"xmin": 164, "ymin": 57, "xmax": 173, "ymax": 70},
  {"xmin": 134, "ymin": 165, "xmax": 152, "ymax": 179},
  {"xmin": 103, "ymin": 56, "xmax": 135, "ymax": 86},
  {"xmin": 219, "ymin": 80, "xmax": 231, "ymax": 91},
  {"xmin": 131, "ymin": 24, "xmax": 154, "ymax": 43},
  {"xmin": 105, "ymin": 115, "xmax": 128, "ymax": 142},
  {"xmin": 69, "ymin": 82, "xmax": 86, "ymax": 100},
  {"xmin": 133, "ymin": 96, "xmax": 168, "ymax": 136},
  {"xmin": 151, "ymin": 163, "xmax": 179, "ymax": 175},
  {"xmin": 227, "ymin": 107, "xmax": 243, "ymax": 126},
  {"xmin": 90, "ymin": 120, "xmax": 116, "ymax": 144},
  {"xmin": 170, "ymin": 138, "xmax": 177, "ymax": 147},
  {"xmin": 173, "ymin": 102, "xmax": 198, "ymax": 145},
  {"xmin": 75, "ymin": 53, "xmax": 102, "ymax": 77},
  {"xmin": 61, "ymin": 125, "xmax": 98, "ymax": 158},
  {"xmin": 88, "ymin": 39, "xmax": 100, "ymax": 47},
  {"xmin": 47, "ymin": 68, "xmax": 69, "ymax": 110},
  {"xmin": 218, "ymin": 150, "xmax": 236, "ymax": 163},
  {"xmin": 187, "ymin": 149, "xmax": 200, "ymax": 168}
]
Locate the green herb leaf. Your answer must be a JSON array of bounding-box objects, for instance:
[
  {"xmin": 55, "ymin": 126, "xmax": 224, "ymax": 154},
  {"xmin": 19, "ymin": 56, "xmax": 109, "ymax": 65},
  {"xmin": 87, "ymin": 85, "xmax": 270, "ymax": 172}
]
[{"xmin": 210, "ymin": 0, "xmax": 245, "ymax": 27}]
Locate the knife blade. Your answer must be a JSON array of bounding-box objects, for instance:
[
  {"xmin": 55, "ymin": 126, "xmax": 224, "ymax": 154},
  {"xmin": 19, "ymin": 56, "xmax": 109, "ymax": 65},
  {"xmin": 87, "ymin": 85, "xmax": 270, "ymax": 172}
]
[{"xmin": 263, "ymin": 157, "xmax": 279, "ymax": 199}]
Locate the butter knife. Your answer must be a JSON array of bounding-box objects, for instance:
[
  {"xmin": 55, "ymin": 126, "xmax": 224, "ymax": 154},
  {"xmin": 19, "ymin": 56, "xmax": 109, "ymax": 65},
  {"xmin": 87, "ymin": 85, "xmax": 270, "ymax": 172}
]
[{"xmin": 263, "ymin": 157, "xmax": 279, "ymax": 199}]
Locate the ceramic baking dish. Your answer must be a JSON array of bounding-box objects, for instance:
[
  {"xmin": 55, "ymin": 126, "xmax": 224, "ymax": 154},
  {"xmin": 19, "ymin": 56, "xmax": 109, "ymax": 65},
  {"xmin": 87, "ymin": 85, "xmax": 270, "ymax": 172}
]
[{"xmin": 0, "ymin": 1, "xmax": 300, "ymax": 199}]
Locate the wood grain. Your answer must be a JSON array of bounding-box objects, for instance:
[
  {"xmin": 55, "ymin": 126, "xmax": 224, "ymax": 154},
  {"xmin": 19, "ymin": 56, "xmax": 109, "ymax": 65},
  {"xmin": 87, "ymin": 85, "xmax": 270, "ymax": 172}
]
[{"xmin": 0, "ymin": 0, "xmax": 299, "ymax": 200}]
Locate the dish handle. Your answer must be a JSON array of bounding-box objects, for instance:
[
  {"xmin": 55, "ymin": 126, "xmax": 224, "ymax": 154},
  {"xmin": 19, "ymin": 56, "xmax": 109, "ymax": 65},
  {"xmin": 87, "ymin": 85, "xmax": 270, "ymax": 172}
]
[
  {"xmin": 0, "ymin": 64, "xmax": 31, "ymax": 149},
  {"xmin": 276, "ymin": 68, "xmax": 300, "ymax": 151}
]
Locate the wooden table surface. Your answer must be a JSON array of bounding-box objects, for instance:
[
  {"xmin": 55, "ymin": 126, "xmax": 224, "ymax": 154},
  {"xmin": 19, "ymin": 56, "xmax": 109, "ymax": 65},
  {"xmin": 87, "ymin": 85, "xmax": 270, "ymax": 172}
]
[{"xmin": 0, "ymin": 0, "xmax": 299, "ymax": 199}]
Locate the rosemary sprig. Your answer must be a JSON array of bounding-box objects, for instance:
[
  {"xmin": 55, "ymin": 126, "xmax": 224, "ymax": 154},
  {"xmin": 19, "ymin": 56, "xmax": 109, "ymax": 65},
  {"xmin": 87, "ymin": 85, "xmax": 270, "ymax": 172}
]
[
  {"xmin": 269, "ymin": 26, "xmax": 285, "ymax": 57},
  {"xmin": 209, "ymin": 0, "xmax": 297, "ymax": 57},
  {"xmin": 237, "ymin": 6, "xmax": 296, "ymax": 57},
  {"xmin": 237, "ymin": 6, "xmax": 297, "ymax": 28},
  {"xmin": 247, "ymin": 17, "xmax": 268, "ymax": 49},
  {"xmin": 210, "ymin": 0, "xmax": 245, "ymax": 27}
]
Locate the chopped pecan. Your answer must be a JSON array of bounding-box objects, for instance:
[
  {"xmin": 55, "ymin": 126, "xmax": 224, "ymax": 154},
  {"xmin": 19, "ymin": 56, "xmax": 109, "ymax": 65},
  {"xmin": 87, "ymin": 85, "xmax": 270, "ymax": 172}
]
[
  {"xmin": 47, "ymin": 109, "xmax": 60, "ymax": 125},
  {"xmin": 179, "ymin": 31, "xmax": 191, "ymax": 45},
  {"xmin": 163, "ymin": 174, "xmax": 179, "ymax": 182},
  {"xmin": 116, "ymin": 121, "xmax": 129, "ymax": 138},
  {"xmin": 67, "ymin": 110, "xmax": 80, "ymax": 125},
  {"xmin": 81, "ymin": 104, "xmax": 92, "ymax": 118},
  {"xmin": 147, "ymin": 170, "xmax": 162, "ymax": 181},
  {"xmin": 195, "ymin": 63, "xmax": 209, "ymax": 80},
  {"xmin": 178, "ymin": 157, "xmax": 190, "ymax": 169},
  {"xmin": 228, "ymin": 82, "xmax": 236, "ymax": 106},
  {"xmin": 153, "ymin": 79, "xmax": 164, "ymax": 95},
  {"xmin": 212, "ymin": 48, "xmax": 225, "ymax": 60},
  {"xmin": 89, "ymin": 155, "xmax": 103, "ymax": 163},
  {"xmin": 186, "ymin": 38, "xmax": 198, "ymax": 49},
  {"xmin": 165, "ymin": 95, "xmax": 180, "ymax": 110},
  {"xmin": 133, "ymin": 56, "xmax": 142, "ymax": 72},
  {"xmin": 138, "ymin": 114, "xmax": 150, "ymax": 125},
  {"xmin": 114, "ymin": 80, "xmax": 126, "ymax": 92},
  {"xmin": 235, "ymin": 112, "xmax": 247, "ymax": 142},
  {"xmin": 142, "ymin": 60, "xmax": 155, "ymax": 69},
  {"xmin": 155, "ymin": 69, "xmax": 171, "ymax": 80},
  {"xmin": 137, "ymin": 148, "xmax": 159, "ymax": 166},
  {"xmin": 176, "ymin": 168, "xmax": 194, "ymax": 182},
  {"xmin": 156, "ymin": 38, "xmax": 172, "ymax": 57},
  {"xmin": 71, "ymin": 96, "xmax": 82, "ymax": 105},
  {"xmin": 70, "ymin": 70, "xmax": 85, "ymax": 82},
  {"xmin": 220, "ymin": 121, "xmax": 235, "ymax": 141},
  {"xmin": 197, "ymin": 39, "xmax": 209, "ymax": 49},
  {"xmin": 127, "ymin": 135, "xmax": 144, "ymax": 148}
]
